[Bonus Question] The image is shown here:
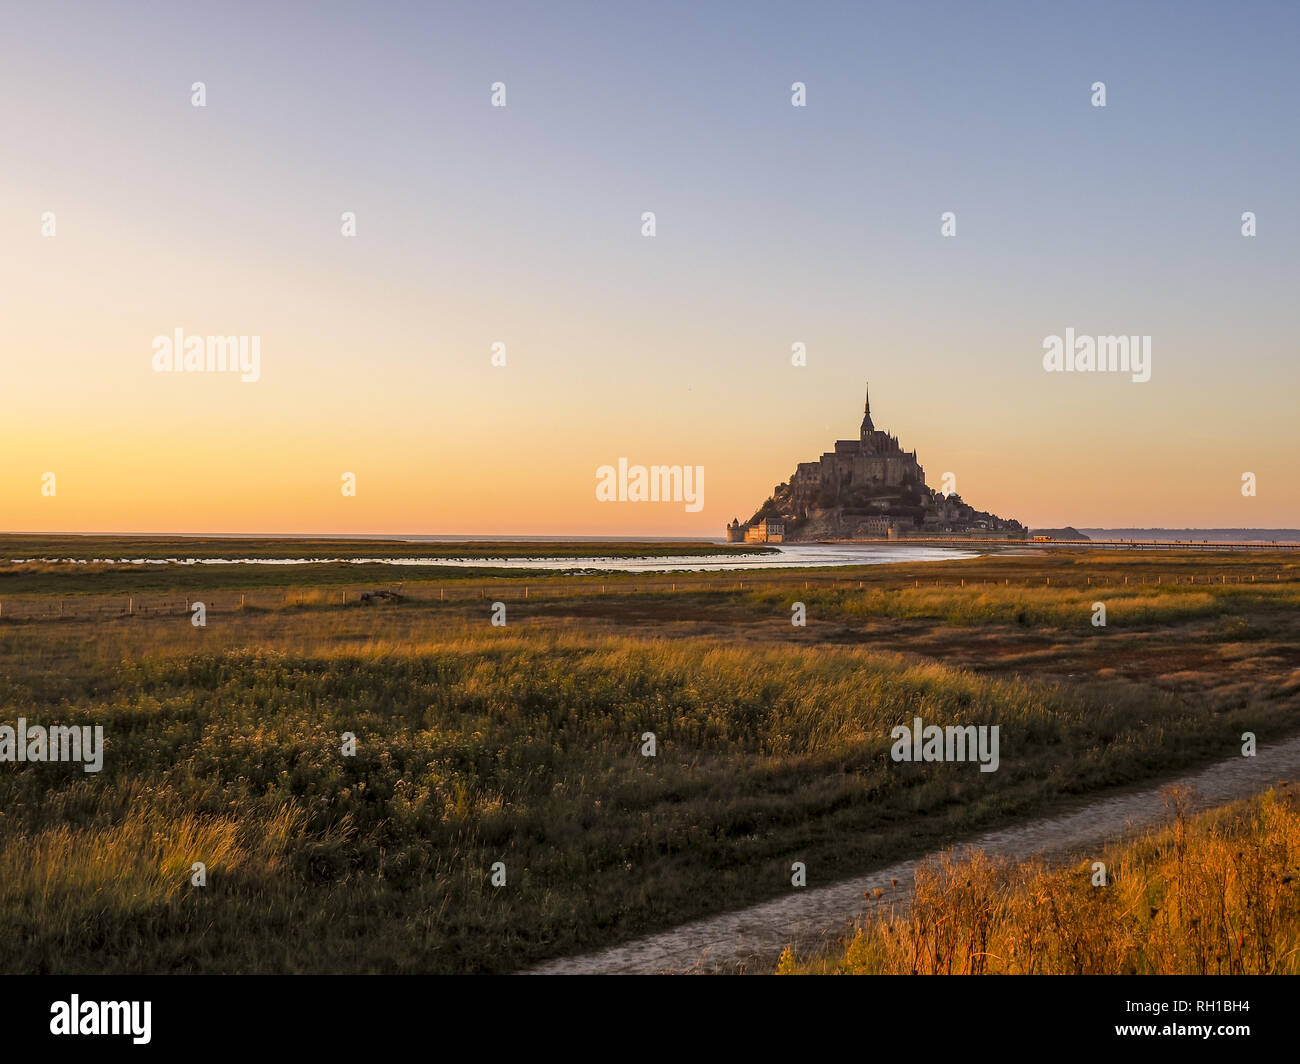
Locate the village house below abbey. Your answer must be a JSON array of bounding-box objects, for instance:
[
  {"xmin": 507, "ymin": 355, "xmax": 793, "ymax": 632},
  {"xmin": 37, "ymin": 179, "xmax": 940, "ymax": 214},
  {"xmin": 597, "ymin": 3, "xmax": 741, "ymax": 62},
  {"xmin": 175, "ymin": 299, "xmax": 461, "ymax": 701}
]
[{"xmin": 727, "ymin": 384, "xmax": 1026, "ymax": 542}]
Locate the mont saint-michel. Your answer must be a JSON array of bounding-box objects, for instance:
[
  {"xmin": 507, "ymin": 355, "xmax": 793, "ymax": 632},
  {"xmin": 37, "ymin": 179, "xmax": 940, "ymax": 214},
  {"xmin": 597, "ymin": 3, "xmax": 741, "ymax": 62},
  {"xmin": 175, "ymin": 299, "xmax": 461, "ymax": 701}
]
[{"xmin": 727, "ymin": 384, "xmax": 1026, "ymax": 542}]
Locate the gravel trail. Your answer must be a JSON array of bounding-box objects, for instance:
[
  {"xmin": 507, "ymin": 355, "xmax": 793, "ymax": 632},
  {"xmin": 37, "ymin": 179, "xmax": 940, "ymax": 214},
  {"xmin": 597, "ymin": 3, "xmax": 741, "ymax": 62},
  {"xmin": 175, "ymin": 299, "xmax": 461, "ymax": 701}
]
[{"xmin": 527, "ymin": 737, "xmax": 1300, "ymax": 974}]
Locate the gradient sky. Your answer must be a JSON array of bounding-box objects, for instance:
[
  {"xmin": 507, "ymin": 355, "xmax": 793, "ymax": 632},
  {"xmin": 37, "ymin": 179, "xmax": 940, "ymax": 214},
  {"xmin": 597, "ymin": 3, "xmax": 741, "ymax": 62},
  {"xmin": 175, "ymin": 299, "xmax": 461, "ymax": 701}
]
[{"xmin": 3, "ymin": 0, "xmax": 1298, "ymax": 535}]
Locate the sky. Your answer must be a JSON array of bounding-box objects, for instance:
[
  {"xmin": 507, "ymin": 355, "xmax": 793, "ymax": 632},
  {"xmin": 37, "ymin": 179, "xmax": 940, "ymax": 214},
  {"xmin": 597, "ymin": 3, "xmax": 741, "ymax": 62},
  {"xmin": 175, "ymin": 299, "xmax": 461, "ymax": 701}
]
[{"xmin": 3, "ymin": 0, "xmax": 1297, "ymax": 535}]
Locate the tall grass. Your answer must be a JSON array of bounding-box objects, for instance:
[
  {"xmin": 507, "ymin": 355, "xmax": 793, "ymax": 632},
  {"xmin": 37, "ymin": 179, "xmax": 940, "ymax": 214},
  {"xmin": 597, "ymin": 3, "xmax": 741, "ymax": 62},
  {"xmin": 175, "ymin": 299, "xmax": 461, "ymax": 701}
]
[{"xmin": 0, "ymin": 619, "xmax": 1287, "ymax": 973}]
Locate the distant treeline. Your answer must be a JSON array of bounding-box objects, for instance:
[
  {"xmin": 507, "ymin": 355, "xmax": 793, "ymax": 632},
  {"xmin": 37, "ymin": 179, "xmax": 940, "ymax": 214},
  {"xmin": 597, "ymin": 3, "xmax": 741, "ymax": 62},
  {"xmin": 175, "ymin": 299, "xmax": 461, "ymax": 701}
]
[{"xmin": 0, "ymin": 535, "xmax": 774, "ymax": 562}]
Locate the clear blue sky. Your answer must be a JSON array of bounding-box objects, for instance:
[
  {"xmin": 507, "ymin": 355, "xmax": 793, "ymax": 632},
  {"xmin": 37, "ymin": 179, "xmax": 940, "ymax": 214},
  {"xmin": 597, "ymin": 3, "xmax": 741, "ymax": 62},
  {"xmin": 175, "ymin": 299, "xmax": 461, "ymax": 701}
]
[{"xmin": 3, "ymin": 1, "xmax": 1297, "ymax": 532}]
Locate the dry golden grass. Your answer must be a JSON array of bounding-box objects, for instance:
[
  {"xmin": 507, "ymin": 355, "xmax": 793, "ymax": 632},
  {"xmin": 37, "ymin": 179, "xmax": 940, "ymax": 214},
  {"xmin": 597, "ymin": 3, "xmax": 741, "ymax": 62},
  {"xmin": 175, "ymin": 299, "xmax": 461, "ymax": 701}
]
[{"xmin": 781, "ymin": 785, "xmax": 1300, "ymax": 974}]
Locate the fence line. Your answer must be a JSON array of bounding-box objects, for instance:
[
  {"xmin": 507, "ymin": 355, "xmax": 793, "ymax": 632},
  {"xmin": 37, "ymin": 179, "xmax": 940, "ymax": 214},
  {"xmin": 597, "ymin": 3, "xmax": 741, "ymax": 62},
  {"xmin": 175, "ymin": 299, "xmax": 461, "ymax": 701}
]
[{"xmin": 0, "ymin": 568, "xmax": 1295, "ymax": 624}]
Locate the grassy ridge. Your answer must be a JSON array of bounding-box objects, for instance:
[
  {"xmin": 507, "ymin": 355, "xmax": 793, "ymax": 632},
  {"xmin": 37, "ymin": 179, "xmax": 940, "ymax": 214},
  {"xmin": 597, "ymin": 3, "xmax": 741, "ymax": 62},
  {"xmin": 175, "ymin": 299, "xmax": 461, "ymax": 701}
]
[
  {"xmin": 0, "ymin": 561, "xmax": 543, "ymax": 595},
  {"xmin": 743, "ymin": 582, "xmax": 1299, "ymax": 628}
]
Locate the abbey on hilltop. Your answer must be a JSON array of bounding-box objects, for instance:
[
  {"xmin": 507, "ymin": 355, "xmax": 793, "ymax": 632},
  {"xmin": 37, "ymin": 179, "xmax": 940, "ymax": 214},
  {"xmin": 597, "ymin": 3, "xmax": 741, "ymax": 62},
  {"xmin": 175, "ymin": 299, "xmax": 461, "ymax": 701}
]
[{"xmin": 726, "ymin": 384, "xmax": 1026, "ymax": 542}]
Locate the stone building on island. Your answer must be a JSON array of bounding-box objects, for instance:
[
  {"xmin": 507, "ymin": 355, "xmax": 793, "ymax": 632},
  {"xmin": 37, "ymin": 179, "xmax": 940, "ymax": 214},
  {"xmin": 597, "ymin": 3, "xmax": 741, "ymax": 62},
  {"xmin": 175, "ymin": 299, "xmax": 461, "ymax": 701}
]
[
  {"xmin": 789, "ymin": 384, "xmax": 925, "ymax": 506},
  {"xmin": 727, "ymin": 383, "xmax": 1025, "ymax": 542}
]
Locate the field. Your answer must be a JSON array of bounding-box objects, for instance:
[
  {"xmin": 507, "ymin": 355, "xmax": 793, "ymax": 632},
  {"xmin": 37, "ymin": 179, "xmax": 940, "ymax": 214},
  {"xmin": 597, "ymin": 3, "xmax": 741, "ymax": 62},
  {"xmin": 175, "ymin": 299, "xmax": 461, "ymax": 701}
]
[{"xmin": 1, "ymin": 543, "xmax": 1298, "ymax": 973}]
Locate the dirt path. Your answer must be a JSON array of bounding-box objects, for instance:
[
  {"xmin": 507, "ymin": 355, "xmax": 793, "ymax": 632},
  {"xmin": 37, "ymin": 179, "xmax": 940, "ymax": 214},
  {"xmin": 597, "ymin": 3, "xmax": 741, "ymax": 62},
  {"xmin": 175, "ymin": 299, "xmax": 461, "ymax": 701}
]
[{"xmin": 526, "ymin": 735, "xmax": 1300, "ymax": 974}]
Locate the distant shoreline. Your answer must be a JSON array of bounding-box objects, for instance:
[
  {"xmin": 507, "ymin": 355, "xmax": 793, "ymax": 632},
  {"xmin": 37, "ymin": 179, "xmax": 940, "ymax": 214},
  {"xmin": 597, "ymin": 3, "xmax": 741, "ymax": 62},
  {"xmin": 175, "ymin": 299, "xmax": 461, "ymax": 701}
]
[
  {"xmin": 4, "ymin": 529, "xmax": 1300, "ymax": 548},
  {"xmin": 1080, "ymin": 528, "xmax": 1300, "ymax": 544}
]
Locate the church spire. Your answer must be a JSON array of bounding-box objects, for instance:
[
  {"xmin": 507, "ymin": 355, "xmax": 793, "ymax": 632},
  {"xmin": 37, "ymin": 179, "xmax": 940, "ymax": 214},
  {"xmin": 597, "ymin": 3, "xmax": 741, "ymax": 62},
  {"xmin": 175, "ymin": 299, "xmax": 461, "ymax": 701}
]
[{"xmin": 860, "ymin": 381, "xmax": 875, "ymax": 442}]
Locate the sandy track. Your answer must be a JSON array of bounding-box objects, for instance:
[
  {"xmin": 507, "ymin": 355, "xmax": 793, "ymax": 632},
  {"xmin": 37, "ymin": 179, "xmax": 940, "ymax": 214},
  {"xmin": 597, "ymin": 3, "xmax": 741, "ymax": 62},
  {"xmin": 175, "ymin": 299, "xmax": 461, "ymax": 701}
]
[{"xmin": 526, "ymin": 736, "xmax": 1300, "ymax": 974}]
